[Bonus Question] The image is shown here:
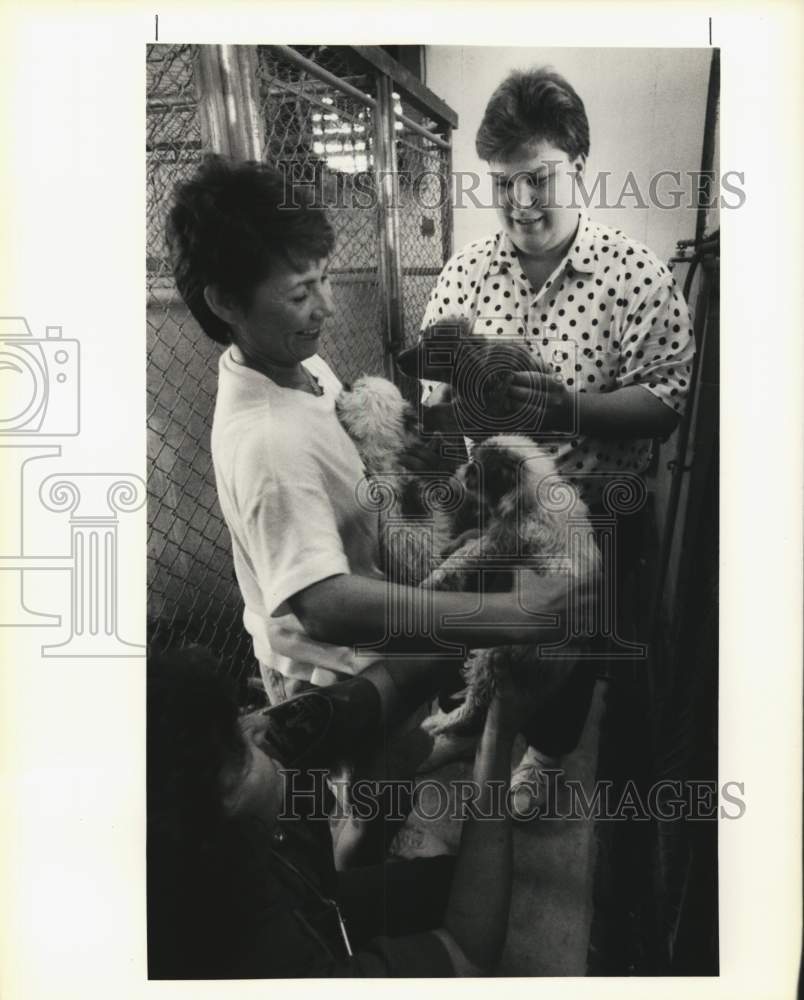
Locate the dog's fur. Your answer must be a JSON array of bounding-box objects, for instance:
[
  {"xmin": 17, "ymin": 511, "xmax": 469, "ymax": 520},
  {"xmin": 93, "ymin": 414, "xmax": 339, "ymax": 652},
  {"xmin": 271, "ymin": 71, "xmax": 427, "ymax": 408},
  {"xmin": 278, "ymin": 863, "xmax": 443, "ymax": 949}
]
[
  {"xmin": 335, "ymin": 375, "xmax": 454, "ymax": 585},
  {"xmin": 420, "ymin": 434, "xmax": 601, "ymax": 736}
]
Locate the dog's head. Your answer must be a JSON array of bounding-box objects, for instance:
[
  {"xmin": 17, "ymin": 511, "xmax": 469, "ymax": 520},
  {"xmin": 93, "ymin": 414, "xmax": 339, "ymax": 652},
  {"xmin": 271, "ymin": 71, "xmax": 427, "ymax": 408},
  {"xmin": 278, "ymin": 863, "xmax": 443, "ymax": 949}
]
[
  {"xmin": 459, "ymin": 434, "xmax": 560, "ymax": 516},
  {"xmin": 335, "ymin": 375, "xmax": 418, "ymax": 474}
]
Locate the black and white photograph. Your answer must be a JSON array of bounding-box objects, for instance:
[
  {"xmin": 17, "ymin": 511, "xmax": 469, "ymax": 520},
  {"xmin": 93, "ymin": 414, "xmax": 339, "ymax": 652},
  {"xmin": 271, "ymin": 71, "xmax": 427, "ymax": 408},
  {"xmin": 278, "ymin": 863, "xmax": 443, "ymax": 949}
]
[
  {"xmin": 1, "ymin": 4, "xmax": 801, "ymax": 998},
  {"xmin": 146, "ymin": 43, "xmax": 722, "ymax": 978}
]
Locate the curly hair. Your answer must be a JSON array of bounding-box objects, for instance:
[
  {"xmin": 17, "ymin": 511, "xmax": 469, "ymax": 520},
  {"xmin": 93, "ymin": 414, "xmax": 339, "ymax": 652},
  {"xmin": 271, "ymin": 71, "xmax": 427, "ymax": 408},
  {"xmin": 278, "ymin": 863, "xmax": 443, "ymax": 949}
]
[
  {"xmin": 166, "ymin": 154, "xmax": 336, "ymax": 345},
  {"xmin": 475, "ymin": 67, "xmax": 590, "ymax": 163}
]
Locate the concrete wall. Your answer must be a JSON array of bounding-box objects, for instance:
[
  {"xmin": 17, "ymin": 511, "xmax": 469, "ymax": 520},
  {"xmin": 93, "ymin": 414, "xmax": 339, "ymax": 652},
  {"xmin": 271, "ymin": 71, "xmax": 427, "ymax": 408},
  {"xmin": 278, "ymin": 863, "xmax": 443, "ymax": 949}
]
[
  {"xmin": 425, "ymin": 46, "xmax": 712, "ymax": 263},
  {"xmin": 425, "ymin": 46, "xmax": 715, "ymax": 550}
]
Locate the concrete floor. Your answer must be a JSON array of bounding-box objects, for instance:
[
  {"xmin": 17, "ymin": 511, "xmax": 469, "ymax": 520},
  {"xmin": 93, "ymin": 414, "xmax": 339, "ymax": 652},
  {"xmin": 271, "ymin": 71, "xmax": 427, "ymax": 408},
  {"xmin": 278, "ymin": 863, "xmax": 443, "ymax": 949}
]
[{"xmin": 390, "ymin": 682, "xmax": 606, "ymax": 976}]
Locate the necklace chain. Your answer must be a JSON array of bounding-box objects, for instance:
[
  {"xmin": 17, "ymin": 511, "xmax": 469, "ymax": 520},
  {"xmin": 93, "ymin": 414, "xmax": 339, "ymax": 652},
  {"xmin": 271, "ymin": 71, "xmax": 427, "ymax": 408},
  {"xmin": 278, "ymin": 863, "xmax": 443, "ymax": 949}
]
[{"xmin": 232, "ymin": 347, "xmax": 323, "ymax": 396}]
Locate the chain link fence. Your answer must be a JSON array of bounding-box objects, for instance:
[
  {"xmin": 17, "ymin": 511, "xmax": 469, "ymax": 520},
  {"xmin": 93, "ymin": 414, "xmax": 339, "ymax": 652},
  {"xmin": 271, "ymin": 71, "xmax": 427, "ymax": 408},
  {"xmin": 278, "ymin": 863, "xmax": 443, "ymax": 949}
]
[
  {"xmin": 396, "ymin": 96, "xmax": 452, "ymax": 350},
  {"xmin": 255, "ymin": 46, "xmax": 385, "ymax": 382},
  {"xmin": 147, "ymin": 44, "xmax": 256, "ymax": 678},
  {"xmin": 146, "ymin": 44, "xmax": 455, "ymax": 684},
  {"xmin": 394, "ymin": 94, "xmax": 453, "ymax": 402}
]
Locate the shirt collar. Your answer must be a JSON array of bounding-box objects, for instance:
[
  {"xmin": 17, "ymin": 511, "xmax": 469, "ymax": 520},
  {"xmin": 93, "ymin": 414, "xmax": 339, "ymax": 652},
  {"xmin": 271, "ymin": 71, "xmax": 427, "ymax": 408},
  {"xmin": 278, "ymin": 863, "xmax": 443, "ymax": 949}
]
[
  {"xmin": 566, "ymin": 213, "xmax": 598, "ymax": 275},
  {"xmin": 488, "ymin": 212, "xmax": 597, "ymax": 278},
  {"xmin": 487, "ymin": 232, "xmax": 519, "ymax": 276}
]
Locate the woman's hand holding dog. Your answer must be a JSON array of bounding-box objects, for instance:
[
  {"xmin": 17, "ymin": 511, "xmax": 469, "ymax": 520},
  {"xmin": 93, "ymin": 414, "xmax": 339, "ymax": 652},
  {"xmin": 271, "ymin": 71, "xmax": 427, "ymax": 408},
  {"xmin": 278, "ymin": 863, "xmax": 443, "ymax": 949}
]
[
  {"xmin": 398, "ymin": 435, "xmax": 446, "ymax": 473},
  {"xmin": 505, "ymin": 371, "xmax": 571, "ymax": 433}
]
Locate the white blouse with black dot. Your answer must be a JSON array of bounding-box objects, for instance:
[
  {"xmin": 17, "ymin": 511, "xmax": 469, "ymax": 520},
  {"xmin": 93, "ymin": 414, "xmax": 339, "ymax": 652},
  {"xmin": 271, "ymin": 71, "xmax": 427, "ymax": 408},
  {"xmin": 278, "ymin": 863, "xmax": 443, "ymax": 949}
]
[{"xmin": 420, "ymin": 213, "xmax": 696, "ymax": 499}]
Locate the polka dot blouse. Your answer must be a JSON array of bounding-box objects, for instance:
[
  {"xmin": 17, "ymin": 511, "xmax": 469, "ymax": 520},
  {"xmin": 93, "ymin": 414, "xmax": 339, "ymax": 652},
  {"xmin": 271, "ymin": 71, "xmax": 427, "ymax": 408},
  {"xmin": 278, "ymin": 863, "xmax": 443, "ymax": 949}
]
[{"xmin": 420, "ymin": 212, "xmax": 696, "ymax": 500}]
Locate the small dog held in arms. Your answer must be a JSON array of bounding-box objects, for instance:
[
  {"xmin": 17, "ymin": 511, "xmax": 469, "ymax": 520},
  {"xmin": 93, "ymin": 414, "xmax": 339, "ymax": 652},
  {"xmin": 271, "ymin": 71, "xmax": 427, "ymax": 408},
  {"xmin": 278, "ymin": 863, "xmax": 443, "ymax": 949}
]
[
  {"xmin": 419, "ymin": 434, "xmax": 601, "ymax": 738},
  {"xmin": 335, "ymin": 374, "xmax": 454, "ymax": 586},
  {"xmin": 335, "ymin": 324, "xmax": 553, "ymax": 584}
]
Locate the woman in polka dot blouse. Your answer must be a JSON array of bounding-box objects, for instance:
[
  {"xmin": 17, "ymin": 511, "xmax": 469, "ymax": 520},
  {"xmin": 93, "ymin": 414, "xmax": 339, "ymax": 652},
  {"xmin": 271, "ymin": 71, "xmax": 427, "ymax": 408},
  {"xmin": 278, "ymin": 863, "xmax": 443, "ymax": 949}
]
[{"xmin": 416, "ymin": 67, "xmax": 696, "ymax": 814}]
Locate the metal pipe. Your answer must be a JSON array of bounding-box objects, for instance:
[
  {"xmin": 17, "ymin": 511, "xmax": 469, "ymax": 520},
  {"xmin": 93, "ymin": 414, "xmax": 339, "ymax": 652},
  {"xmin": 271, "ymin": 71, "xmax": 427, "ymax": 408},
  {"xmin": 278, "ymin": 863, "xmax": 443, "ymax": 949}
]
[
  {"xmin": 269, "ymin": 45, "xmax": 450, "ymax": 151},
  {"xmin": 696, "ymin": 50, "xmax": 720, "ymax": 244},
  {"xmin": 374, "ymin": 72, "xmax": 405, "ymax": 380},
  {"xmin": 649, "ymin": 238, "xmax": 716, "ymax": 633},
  {"xmin": 270, "ymin": 45, "xmax": 377, "ymax": 110},
  {"xmin": 396, "ymin": 112, "xmax": 450, "ymax": 151}
]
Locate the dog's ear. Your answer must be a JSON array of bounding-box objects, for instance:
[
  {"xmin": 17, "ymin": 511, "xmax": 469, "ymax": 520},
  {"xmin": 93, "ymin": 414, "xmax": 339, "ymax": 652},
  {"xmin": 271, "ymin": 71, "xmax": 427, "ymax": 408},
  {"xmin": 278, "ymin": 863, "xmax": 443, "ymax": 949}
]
[
  {"xmin": 402, "ymin": 409, "xmax": 419, "ymax": 436},
  {"xmin": 484, "ymin": 451, "xmax": 520, "ymax": 506},
  {"xmin": 461, "ymin": 459, "xmax": 480, "ymax": 495}
]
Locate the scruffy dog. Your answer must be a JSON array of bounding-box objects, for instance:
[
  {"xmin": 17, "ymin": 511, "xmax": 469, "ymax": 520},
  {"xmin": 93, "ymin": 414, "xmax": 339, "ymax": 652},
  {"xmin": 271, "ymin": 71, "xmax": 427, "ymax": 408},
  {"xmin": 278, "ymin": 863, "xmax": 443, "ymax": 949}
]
[
  {"xmin": 420, "ymin": 434, "xmax": 601, "ymax": 736},
  {"xmin": 335, "ymin": 375, "xmax": 454, "ymax": 586},
  {"xmin": 335, "ymin": 326, "xmax": 558, "ymax": 584}
]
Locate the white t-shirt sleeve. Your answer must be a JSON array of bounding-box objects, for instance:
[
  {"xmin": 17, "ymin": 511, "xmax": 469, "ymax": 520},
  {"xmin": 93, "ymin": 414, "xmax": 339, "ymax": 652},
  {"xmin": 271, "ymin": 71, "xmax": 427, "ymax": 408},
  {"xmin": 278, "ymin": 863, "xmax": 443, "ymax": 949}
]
[{"xmin": 242, "ymin": 451, "xmax": 350, "ymax": 618}]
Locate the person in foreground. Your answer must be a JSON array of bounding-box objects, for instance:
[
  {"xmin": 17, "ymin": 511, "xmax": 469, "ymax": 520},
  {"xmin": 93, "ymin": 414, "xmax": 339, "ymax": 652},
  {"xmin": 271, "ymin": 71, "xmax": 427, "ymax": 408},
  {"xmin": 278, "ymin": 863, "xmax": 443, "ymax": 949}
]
[
  {"xmin": 147, "ymin": 645, "xmax": 522, "ymax": 978},
  {"xmin": 408, "ymin": 66, "xmax": 696, "ymax": 810},
  {"xmin": 167, "ymin": 154, "xmax": 571, "ymax": 705}
]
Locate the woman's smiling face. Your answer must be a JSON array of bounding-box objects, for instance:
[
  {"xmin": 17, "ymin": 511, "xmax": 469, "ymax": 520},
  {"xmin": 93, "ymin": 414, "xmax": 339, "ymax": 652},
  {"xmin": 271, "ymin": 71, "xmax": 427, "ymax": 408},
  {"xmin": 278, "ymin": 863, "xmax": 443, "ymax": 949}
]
[
  {"xmin": 228, "ymin": 256, "xmax": 334, "ymax": 367},
  {"xmin": 489, "ymin": 139, "xmax": 585, "ymax": 260}
]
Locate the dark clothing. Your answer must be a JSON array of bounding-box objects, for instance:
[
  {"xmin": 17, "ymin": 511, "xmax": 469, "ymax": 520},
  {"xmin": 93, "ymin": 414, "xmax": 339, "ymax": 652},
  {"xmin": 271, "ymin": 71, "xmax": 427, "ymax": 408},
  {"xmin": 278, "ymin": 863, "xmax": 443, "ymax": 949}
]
[
  {"xmin": 522, "ymin": 504, "xmax": 651, "ymax": 756},
  {"xmin": 149, "ymin": 676, "xmax": 456, "ymax": 979},
  {"xmin": 227, "ymin": 818, "xmax": 455, "ymax": 977}
]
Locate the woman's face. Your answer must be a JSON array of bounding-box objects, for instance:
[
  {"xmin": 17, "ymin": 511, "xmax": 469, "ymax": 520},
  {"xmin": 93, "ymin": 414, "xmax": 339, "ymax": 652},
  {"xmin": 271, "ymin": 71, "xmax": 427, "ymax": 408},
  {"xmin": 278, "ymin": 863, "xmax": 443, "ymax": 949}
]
[
  {"xmin": 222, "ymin": 711, "xmax": 285, "ymax": 830},
  {"xmin": 229, "ymin": 256, "xmax": 334, "ymax": 367},
  {"xmin": 489, "ymin": 139, "xmax": 584, "ymax": 260}
]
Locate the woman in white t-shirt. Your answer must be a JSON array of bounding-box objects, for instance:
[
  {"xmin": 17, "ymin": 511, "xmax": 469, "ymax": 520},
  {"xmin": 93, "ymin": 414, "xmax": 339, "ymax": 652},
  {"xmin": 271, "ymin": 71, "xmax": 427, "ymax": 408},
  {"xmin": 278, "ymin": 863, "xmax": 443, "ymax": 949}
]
[{"xmin": 166, "ymin": 155, "xmax": 570, "ymax": 704}]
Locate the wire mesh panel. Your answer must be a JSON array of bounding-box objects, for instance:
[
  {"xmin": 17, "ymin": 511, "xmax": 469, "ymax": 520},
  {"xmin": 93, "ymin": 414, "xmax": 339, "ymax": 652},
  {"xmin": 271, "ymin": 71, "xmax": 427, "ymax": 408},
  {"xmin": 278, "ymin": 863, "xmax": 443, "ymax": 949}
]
[
  {"xmin": 256, "ymin": 45, "xmax": 385, "ymax": 383},
  {"xmin": 395, "ymin": 97, "xmax": 453, "ymax": 351},
  {"xmin": 146, "ymin": 44, "xmax": 256, "ymax": 677},
  {"xmin": 146, "ymin": 44, "xmax": 455, "ymax": 685}
]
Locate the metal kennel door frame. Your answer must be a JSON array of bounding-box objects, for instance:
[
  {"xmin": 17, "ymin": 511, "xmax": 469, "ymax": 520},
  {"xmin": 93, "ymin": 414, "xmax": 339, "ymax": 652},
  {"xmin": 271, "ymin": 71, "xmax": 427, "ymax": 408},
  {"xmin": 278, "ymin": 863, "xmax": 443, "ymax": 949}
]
[{"xmin": 193, "ymin": 44, "xmax": 456, "ymax": 380}]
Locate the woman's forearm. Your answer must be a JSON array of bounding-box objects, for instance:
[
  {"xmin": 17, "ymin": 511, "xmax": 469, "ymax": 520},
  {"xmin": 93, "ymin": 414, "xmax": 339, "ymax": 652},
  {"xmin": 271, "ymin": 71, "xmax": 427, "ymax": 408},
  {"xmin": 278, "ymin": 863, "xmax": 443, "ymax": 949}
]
[
  {"xmin": 574, "ymin": 384, "xmax": 680, "ymax": 439},
  {"xmin": 289, "ymin": 572, "xmax": 565, "ymax": 650}
]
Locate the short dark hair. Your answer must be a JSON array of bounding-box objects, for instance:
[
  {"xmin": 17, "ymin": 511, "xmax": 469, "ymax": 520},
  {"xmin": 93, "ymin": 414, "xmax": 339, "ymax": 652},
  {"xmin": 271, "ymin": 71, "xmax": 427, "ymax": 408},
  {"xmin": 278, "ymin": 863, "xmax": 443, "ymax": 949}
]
[
  {"xmin": 147, "ymin": 644, "xmax": 244, "ymax": 851},
  {"xmin": 166, "ymin": 155, "xmax": 336, "ymax": 345},
  {"xmin": 475, "ymin": 67, "xmax": 590, "ymax": 163}
]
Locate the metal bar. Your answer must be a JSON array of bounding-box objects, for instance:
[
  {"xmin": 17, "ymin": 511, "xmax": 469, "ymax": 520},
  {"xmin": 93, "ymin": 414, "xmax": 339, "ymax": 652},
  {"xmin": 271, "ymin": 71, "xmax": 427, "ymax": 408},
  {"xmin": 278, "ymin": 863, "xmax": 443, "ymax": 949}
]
[
  {"xmin": 262, "ymin": 76, "xmax": 369, "ymax": 125},
  {"xmin": 649, "ymin": 235, "xmax": 717, "ymax": 633},
  {"xmin": 349, "ymin": 45, "xmax": 458, "ymax": 129},
  {"xmin": 374, "ymin": 72, "xmax": 405, "ymax": 380},
  {"xmin": 148, "ymin": 270, "xmax": 448, "ymax": 306},
  {"xmin": 696, "ymin": 49, "xmax": 720, "ymax": 244},
  {"xmin": 268, "ymin": 45, "xmax": 377, "ymax": 110},
  {"xmin": 146, "ymin": 141, "xmax": 204, "ymax": 153},
  {"xmin": 146, "ymin": 98, "xmax": 200, "ymax": 111},
  {"xmin": 194, "ymin": 46, "xmax": 232, "ymax": 155},
  {"xmin": 237, "ymin": 45, "xmax": 266, "ymax": 158},
  {"xmin": 219, "ymin": 45, "xmax": 264, "ymax": 160},
  {"xmin": 443, "ymin": 128, "xmax": 454, "ymax": 261},
  {"xmin": 396, "ymin": 112, "xmax": 451, "ymax": 151}
]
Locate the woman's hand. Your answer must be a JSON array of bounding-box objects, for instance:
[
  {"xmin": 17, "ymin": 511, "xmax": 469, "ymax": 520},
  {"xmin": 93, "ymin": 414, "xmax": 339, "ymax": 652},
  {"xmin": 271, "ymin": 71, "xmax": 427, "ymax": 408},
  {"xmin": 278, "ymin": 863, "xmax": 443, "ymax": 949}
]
[
  {"xmin": 422, "ymin": 400, "xmax": 462, "ymax": 437},
  {"xmin": 505, "ymin": 371, "xmax": 571, "ymax": 433},
  {"xmin": 399, "ymin": 434, "xmax": 445, "ymax": 473}
]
